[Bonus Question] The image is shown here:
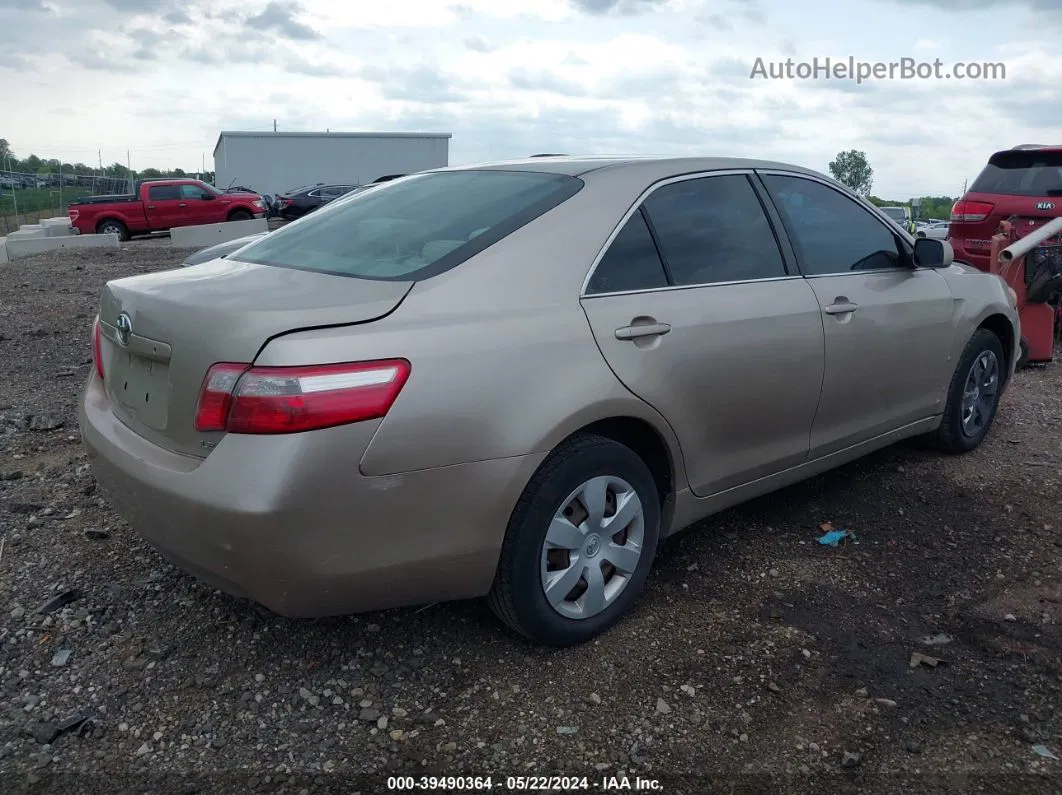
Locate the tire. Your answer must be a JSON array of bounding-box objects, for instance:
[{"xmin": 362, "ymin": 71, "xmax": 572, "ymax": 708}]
[
  {"xmin": 96, "ymin": 219, "xmax": 129, "ymax": 242},
  {"xmin": 930, "ymin": 328, "xmax": 1006, "ymax": 454},
  {"xmin": 487, "ymin": 433, "xmax": 661, "ymax": 646},
  {"xmin": 228, "ymin": 209, "xmax": 253, "ymax": 222}
]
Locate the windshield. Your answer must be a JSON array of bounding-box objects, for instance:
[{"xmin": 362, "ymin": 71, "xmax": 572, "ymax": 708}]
[
  {"xmin": 971, "ymin": 150, "xmax": 1062, "ymax": 197},
  {"xmin": 881, "ymin": 207, "xmax": 906, "ymax": 221},
  {"xmin": 232, "ymin": 170, "xmax": 584, "ymax": 281}
]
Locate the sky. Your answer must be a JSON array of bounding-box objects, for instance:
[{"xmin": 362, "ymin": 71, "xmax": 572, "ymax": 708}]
[{"xmin": 0, "ymin": 0, "xmax": 1059, "ymax": 198}]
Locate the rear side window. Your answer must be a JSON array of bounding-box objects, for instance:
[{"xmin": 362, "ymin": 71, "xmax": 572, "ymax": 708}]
[
  {"xmin": 970, "ymin": 150, "xmax": 1062, "ymax": 197},
  {"xmin": 641, "ymin": 175, "xmax": 787, "ymax": 285},
  {"xmin": 586, "ymin": 210, "xmax": 668, "ymax": 294},
  {"xmin": 148, "ymin": 185, "xmax": 180, "ymax": 201},
  {"xmin": 234, "ymin": 171, "xmax": 583, "ymax": 281}
]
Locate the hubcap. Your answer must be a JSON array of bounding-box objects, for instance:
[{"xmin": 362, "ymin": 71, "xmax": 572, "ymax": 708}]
[
  {"xmin": 540, "ymin": 475, "xmax": 645, "ymax": 620},
  {"xmin": 960, "ymin": 350, "xmax": 999, "ymax": 438}
]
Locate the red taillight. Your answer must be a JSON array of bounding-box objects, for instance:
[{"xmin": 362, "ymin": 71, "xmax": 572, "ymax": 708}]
[
  {"xmin": 194, "ymin": 359, "xmax": 411, "ymax": 434},
  {"xmin": 950, "ymin": 200, "xmax": 994, "ymax": 223},
  {"xmin": 91, "ymin": 316, "xmax": 104, "ymax": 380},
  {"xmin": 281, "ymin": 199, "xmax": 294, "ymax": 207}
]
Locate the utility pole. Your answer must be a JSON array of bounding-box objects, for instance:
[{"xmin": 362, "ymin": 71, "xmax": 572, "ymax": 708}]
[{"xmin": 273, "ymin": 119, "xmax": 277, "ymax": 133}]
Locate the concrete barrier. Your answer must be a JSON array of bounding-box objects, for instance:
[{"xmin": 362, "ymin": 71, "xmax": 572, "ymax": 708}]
[
  {"xmin": 0, "ymin": 237, "xmax": 7, "ymax": 264},
  {"xmin": 9, "ymin": 227, "xmax": 48, "ymax": 240},
  {"xmin": 40, "ymin": 217, "xmax": 74, "ymax": 237},
  {"xmin": 5, "ymin": 233, "xmax": 119, "ymax": 260},
  {"xmin": 170, "ymin": 218, "xmax": 268, "ymax": 248}
]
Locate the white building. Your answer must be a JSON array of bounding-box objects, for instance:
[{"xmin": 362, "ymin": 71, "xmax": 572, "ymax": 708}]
[{"xmin": 212, "ymin": 131, "xmax": 452, "ymax": 195}]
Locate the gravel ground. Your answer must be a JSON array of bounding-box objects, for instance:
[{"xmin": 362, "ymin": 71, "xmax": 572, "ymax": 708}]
[{"xmin": 0, "ymin": 245, "xmax": 1060, "ymax": 794}]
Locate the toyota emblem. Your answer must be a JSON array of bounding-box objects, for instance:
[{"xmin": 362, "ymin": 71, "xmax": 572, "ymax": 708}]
[{"xmin": 115, "ymin": 313, "xmax": 132, "ymax": 346}]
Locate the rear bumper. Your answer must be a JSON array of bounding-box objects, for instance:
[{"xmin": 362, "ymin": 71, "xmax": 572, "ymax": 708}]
[{"xmin": 78, "ymin": 375, "xmax": 544, "ymax": 617}]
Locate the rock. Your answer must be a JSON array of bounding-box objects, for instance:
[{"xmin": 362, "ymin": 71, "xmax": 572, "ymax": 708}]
[
  {"xmin": 298, "ymin": 687, "xmax": 319, "ymax": 707},
  {"xmin": 359, "ymin": 708, "xmax": 380, "ymax": 722},
  {"xmin": 28, "ymin": 413, "xmax": 64, "ymax": 432},
  {"xmin": 767, "ymin": 682, "xmax": 781, "ymax": 693},
  {"xmin": 556, "ymin": 726, "xmax": 578, "ymax": 735},
  {"xmin": 10, "ymin": 606, "xmax": 25, "ymax": 620},
  {"xmin": 679, "ymin": 684, "xmax": 696, "ymax": 697},
  {"xmin": 389, "ymin": 729, "xmax": 404, "ymax": 741},
  {"xmin": 83, "ymin": 528, "xmax": 110, "ymax": 540},
  {"xmin": 1004, "ymin": 614, "xmax": 1017, "ymax": 622},
  {"xmin": 655, "ymin": 698, "xmax": 671, "ymax": 714},
  {"xmin": 841, "ymin": 751, "xmax": 862, "ymax": 768},
  {"xmin": 874, "ymin": 698, "xmax": 897, "ymax": 708},
  {"xmin": 392, "ymin": 707, "xmax": 408, "ymax": 718},
  {"xmin": 25, "ymin": 722, "xmax": 59, "ymax": 745},
  {"xmin": 909, "ymin": 652, "xmax": 941, "ymax": 668},
  {"xmin": 135, "ymin": 742, "xmax": 151, "ymax": 757},
  {"xmin": 855, "ymin": 687, "xmax": 869, "ymax": 699},
  {"xmin": 377, "ymin": 716, "xmax": 388, "ymax": 730},
  {"xmin": 51, "ymin": 649, "xmax": 72, "ymax": 667},
  {"xmin": 587, "ymin": 693, "xmax": 601, "ymax": 705},
  {"xmin": 905, "ymin": 740, "xmax": 922, "ymax": 754}
]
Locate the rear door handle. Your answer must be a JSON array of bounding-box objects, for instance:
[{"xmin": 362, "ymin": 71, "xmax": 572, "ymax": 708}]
[
  {"xmin": 615, "ymin": 322, "xmax": 671, "ymax": 340},
  {"xmin": 824, "ymin": 300, "xmax": 858, "ymax": 315},
  {"xmin": 178, "ymin": 203, "xmax": 187, "ymax": 207}
]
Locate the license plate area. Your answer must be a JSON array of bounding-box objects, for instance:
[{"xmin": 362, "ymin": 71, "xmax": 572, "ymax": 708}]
[{"xmin": 113, "ymin": 352, "xmax": 170, "ymax": 430}]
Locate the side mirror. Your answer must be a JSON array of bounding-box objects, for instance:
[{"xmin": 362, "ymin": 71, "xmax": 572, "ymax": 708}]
[{"xmin": 913, "ymin": 238, "xmax": 953, "ymax": 269}]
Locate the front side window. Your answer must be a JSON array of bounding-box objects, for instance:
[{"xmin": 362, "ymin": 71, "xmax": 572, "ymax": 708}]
[
  {"xmin": 180, "ymin": 184, "xmax": 212, "ymax": 200},
  {"xmin": 763, "ymin": 175, "xmax": 907, "ymax": 275},
  {"xmin": 233, "ymin": 170, "xmax": 583, "ymax": 281},
  {"xmin": 641, "ymin": 175, "xmax": 787, "ymax": 286}
]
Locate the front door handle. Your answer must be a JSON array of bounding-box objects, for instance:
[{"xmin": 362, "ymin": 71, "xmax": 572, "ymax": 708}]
[
  {"xmin": 615, "ymin": 322, "xmax": 671, "ymax": 340},
  {"xmin": 824, "ymin": 300, "xmax": 858, "ymax": 315},
  {"xmin": 178, "ymin": 202, "xmax": 187, "ymax": 207}
]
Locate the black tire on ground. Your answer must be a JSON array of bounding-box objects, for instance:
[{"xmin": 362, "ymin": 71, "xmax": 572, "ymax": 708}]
[
  {"xmin": 228, "ymin": 210, "xmax": 253, "ymax": 222},
  {"xmin": 96, "ymin": 219, "xmax": 129, "ymax": 242},
  {"xmin": 487, "ymin": 433, "xmax": 661, "ymax": 647},
  {"xmin": 930, "ymin": 328, "xmax": 1006, "ymax": 454},
  {"xmin": 1016, "ymin": 337, "xmax": 1030, "ymax": 370}
]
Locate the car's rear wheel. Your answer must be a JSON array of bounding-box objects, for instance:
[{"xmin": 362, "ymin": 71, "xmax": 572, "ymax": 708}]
[
  {"xmin": 931, "ymin": 328, "xmax": 1005, "ymax": 453},
  {"xmin": 228, "ymin": 209, "xmax": 253, "ymax": 222},
  {"xmin": 487, "ymin": 433, "xmax": 660, "ymax": 646},
  {"xmin": 97, "ymin": 219, "xmax": 129, "ymax": 241}
]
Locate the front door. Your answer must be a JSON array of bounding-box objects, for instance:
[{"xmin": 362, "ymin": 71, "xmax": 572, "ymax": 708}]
[
  {"xmin": 179, "ymin": 183, "xmax": 220, "ymax": 227},
  {"xmin": 580, "ymin": 172, "xmax": 826, "ymax": 497},
  {"xmin": 759, "ymin": 173, "xmax": 956, "ymax": 457}
]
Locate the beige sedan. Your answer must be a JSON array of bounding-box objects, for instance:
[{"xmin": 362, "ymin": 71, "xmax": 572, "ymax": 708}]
[{"xmin": 79, "ymin": 156, "xmax": 1019, "ymax": 646}]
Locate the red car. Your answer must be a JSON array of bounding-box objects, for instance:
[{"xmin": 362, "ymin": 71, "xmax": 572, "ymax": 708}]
[
  {"xmin": 949, "ymin": 145, "xmax": 1062, "ymax": 270},
  {"xmin": 68, "ymin": 179, "xmax": 264, "ymax": 241}
]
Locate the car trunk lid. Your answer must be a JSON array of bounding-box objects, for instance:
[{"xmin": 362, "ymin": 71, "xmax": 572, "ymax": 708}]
[{"xmin": 97, "ymin": 258, "xmax": 412, "ymax": 458}]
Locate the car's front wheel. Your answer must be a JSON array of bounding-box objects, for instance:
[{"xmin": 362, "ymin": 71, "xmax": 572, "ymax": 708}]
[
  {"xmin": 487, "ymin": 434, "xmax": 661, "ymax": 646},
  {"xmin": 931, "ymin": 328, "xmax": 1006, "ymax": 453}
]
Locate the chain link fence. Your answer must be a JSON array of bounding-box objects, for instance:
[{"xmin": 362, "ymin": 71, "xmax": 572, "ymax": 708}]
[{"xmin": 0, "ymin": 169, "xmax": 135, "ymax": 235}]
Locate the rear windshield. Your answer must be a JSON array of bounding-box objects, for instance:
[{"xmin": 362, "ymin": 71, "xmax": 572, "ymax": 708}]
[
  {"xmin": 970, "ymin": 150, "xmax": 1062, "ymax": 197},
  {"xmin": 233, "ymin": 170, "xmax": 584, "ymax": 281},
  {"xmin": 880, "ymin": 207, "xmax": 906, "ymax": 221}
]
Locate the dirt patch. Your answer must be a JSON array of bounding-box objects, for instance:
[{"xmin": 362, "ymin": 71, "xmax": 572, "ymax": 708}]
[{"xmin": 0, "ymin": 246, "xmax": 1059, "ymax": 793}]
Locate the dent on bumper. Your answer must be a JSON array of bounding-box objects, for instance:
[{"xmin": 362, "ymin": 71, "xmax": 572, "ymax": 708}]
[{"xmin": 78, "ymin": 378, "xmax": 545, "ymax": 617}]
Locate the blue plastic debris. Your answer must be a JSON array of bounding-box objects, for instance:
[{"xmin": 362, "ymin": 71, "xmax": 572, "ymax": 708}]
[{"xmin": 818, "ymin": 525, "xmax": 857, "ymax": 546}]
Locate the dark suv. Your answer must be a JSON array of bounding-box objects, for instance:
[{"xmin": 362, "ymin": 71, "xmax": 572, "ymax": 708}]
[{"xmin": 949, "ymin": 145, "xmax": 1062, "ymax": 270}]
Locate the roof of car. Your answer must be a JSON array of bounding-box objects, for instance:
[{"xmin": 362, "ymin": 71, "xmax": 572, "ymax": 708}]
[{"xmin": 431, "ymin": 155, "xmax": 830, "ymax": 180}]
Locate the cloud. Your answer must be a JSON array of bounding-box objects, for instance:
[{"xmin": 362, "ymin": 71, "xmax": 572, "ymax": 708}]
[
  {"xmin": 508, "ymin": 67, "xmax": 588, "ymax": 97},
  {"xmin": 359, "ymin": 64, "xmax": 471, "ymax": 103},
  {"xmin": 569, "ymin": 0, "xmax": 670, "ymax": 15},
  {"xmin": 0, "ymin": 0, "xmax": 50, "ymax": 10},
  {"xmin": 464, "ymin": 35, "xmax": 494, "ymax": 52},
  {"xmin": 244, "ymin": 1, "xmax": 320, "ymax": 40}
]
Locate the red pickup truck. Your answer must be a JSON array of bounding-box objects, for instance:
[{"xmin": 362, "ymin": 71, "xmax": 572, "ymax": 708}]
[{"xmin": 68, "ymin": 179, "xmax": 265, "ymax": 241}]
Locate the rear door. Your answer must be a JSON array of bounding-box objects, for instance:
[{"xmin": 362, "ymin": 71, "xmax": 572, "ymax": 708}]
[
  {"xmin": 950, "ymin": 148, "xmax": 1062, "ymax": 268},
  {"xmin": 144, "ymin": 184, "xmax": 182, "ymax": 230},
  {"xmin": 759, "ymin": 172, "xmax": 955, "ymax": 457},
  {"xmin": 580, "ymin": 172, "xmax": 826, "ymax": 498}
]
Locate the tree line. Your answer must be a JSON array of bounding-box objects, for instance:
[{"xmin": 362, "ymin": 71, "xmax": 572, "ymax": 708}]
[{"xmin": 0, "ymin": 138, "xmax": 214, "ymax": 185}]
